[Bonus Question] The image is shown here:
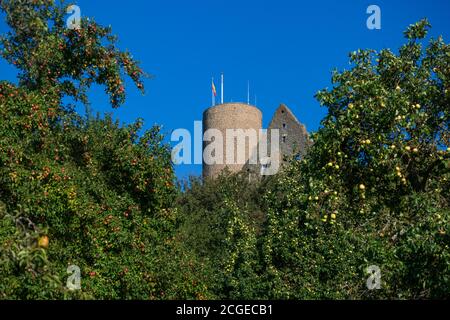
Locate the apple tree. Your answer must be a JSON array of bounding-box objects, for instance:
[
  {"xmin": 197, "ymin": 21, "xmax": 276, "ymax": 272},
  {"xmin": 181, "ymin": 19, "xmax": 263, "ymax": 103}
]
[
  {"xmin": 0, "ymin": 0, "xmax": 206, "ymax": 299},
  {"xmin": 261, "ymin": 20, "xmax": 450, "ymax": 299}
]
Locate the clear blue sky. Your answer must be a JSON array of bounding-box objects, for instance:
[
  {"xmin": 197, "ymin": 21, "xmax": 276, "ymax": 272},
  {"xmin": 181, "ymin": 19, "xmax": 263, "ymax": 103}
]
[{"xmin": 1, "ymin": 0, "xmax": 450, "ymax": 179}]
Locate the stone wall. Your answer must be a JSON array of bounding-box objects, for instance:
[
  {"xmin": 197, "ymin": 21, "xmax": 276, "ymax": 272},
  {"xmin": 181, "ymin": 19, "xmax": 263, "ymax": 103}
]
[{"xmin": 268, "ymin": 104, "xmax": 310, "ymax": 163}]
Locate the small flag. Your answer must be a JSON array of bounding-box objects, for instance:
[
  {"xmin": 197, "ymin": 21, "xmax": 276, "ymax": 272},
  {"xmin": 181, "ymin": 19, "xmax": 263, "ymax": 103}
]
[{"xmin": 212, "ymin": 80, "xmax": 217, "ymax": 97}]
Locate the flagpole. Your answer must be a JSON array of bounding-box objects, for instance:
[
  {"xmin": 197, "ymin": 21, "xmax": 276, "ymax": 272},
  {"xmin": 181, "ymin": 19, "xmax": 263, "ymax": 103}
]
[
  {"xmin": 221, "ymin": 72, "xmax": 224, "ymax": 104},
  {"xmin": 247, "ymin": 81, "xmax": 250, "ymax": 105}
]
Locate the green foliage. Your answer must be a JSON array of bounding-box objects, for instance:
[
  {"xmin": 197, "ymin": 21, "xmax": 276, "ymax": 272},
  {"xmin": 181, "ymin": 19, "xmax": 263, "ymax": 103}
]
[
  {"xmin": 0, "ymin": 0, "xmax": 146, "ymax": 108},
  {"xmin": 178, "ymin": 173, "xmax": 267, "ymax": 299},
  {"xmin": 0, "ymin": 1, "xmax": 205, "ymax": 300},
  {"xmin": 262, "ymin": 19, "xmax": 449, "ymax": 299},
  {"xmin": 0, "ymin": 80, "xmax": 189, "ymax": 298},
  {"xmin": 179, "ymin": 20, "xmax": 450, "ymax": 299},
  {"xmin": 0, "ymin": 202, "xmax": 64, "ymax": 299}
]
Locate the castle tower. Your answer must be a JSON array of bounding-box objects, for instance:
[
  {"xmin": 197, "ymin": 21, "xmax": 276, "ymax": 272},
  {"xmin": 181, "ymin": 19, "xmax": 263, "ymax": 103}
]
[{"xmin": 202, "ymin": 103, "xmax": 262, "ymax": 179}]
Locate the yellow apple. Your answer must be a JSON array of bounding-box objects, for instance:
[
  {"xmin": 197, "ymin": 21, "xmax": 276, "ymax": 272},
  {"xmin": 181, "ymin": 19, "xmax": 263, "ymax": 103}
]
[{"xmin": 38, "ymin": 236, "xmax": 49, "ymax": 248}]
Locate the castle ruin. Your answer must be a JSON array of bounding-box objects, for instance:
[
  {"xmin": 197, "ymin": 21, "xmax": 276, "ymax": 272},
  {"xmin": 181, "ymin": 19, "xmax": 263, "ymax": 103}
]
[{"xmin": 202, "ymin": 102, "xmax": 310, "ymax": 179}]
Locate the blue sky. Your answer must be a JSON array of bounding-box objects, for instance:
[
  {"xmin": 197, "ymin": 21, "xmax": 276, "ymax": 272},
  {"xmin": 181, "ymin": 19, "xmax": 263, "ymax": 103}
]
[{"xmin": 1, "ymin": 0, "xmax": 450, "ymax": 179}]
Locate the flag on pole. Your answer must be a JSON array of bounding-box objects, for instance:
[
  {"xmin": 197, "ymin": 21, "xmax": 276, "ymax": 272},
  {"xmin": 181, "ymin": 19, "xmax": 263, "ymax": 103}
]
[
  {"xmin": 211, "ymin": 78, "xmax": 217, "ymax": 106},
  {"xmin": 212, "ymin": 79, "xmax": 217, "ymax": 97}
]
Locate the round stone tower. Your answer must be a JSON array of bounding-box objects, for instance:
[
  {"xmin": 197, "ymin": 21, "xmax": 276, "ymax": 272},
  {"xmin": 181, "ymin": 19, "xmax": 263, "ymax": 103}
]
[{"xmin": 202, "ymin": 103, "xmax": 262, "ymax": 179}]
